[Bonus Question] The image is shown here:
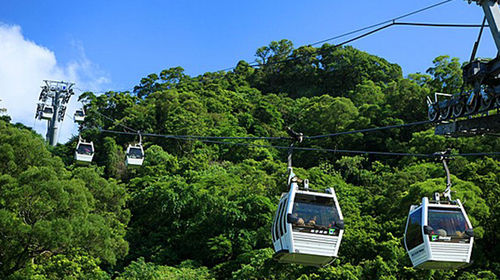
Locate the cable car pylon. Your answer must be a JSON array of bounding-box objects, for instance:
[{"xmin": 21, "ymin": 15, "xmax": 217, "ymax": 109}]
[
  {"xmin": 404, "ymin": 150, "xmax": 474, "ymax": 269},
  {"xmin": 272, "ymin": 127, "xmax": 344, "ymax": 266}
]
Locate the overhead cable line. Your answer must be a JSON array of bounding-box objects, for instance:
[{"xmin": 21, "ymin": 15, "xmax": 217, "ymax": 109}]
[
  {"xmin": 99, "ymin": 128, "xmax": 287, "ymax": 141},
  {"xmin": 98, "ymin": 128, "xmax": 500, "ymax": 158},
  {"xmin": 306, "ymin": 120, "xmax": 434, "ymax": 139},
  {"xmin": 244, "ymin": 20, "xmax": 484, "ymax": 70},
  {"xmin": 99, "ymin": 128, "xmax": 432, "ymax": 157},
  {"xmin": 309, "ymin": 0, "xmax": 455, "ymax": 47},
  {"xmin": 93, "ymin": 111, "xmax": 139, "ymax": 133},
  {"xmin": 75, "ymin": 87, "xmax": 134, "ymax": 95},
  {"xmin": 71, "ymin": 1, "xmax": 468, "ymax": 87},
  {"xmin": 219, "ymin": 0, "xmax": 458, "ymax": 71},
  {"xmin": 95, "ymin": 115, "xmax": 434, "ymax": 142},
  {"xmin": 393, "ymin": 22, "xmax": 488, "ymax": 28}
]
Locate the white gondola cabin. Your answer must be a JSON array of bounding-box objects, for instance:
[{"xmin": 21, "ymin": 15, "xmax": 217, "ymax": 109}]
[
  {"xmin": 404, "ymin": 197, "xmax": 474, "ymax": 269},
  {"xmin": 125, "ymin": 144, "xmax": 144, "ymax": 167},
  {"xmin": 75, "ymin": 139, "xmax": 94, "ymax": 164},
  {"xmin": 74, "ymin": 108, "xmax": 85, "ymax": 123},
  {"xmin": 41, "ymin": 105, "xmax": 54, "ymax": 120},
  {"xmin": 272, "ymin": 169, "xmax": 344, "ymax": 266}
]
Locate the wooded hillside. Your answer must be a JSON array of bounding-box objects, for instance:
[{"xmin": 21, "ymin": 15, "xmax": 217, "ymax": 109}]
[{"xmin": 1, "ymin": 40, "xmax": 499, "ymax": 279}]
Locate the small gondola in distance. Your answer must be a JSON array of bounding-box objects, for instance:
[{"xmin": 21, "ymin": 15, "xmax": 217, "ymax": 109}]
[
  {"xmin": 74, "ymin": 108, "xmax": 85, "ymax": 123},
  {"xmin": 125, "ymin": 143, "xmax": 144, "ymax": 167},
  {"xmin": 41, "ymin": 105, "xmax": 54, "ymax": 120},
  {"xmin": 75, "ymin": 138, "xmax": 95, "ymax": 164}
]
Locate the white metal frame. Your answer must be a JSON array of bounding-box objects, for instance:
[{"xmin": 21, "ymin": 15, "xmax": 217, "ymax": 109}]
[{"xmin": 404, "ymin": 197, "xmax": 474, "ymax": 270}]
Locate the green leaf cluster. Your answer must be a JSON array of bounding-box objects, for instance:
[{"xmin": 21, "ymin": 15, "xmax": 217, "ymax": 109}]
[{"xmin": 1, "ymin": 41, "xmax": 499, "ymax": 279}]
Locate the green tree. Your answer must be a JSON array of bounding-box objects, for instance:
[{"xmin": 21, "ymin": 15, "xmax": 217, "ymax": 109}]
[{"xmin": 0, "ymin": 120, "xmax": 129, "ymax": 277}]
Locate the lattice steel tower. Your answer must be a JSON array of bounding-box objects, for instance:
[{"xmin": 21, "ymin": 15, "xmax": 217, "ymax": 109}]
[{"xmin": 35, "ymin": 80, "xmax": 75, "ymax": 146}]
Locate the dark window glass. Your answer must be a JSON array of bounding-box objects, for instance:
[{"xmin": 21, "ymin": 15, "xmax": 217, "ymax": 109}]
[
  {"xmin": 281, "ymin": 199, "xmax": 288, "ymax": 234},
  {"xmin": 428, "ymin": 208, "xmax": 471, "ymax": 243},
  {"xmin": 128, "ymin": 147, "xmax": 143, "ymax": 159},
  {"xmin": 271, "ymin": 205, "xmax": 278, "ymax": 242},
  {"xmin": 405, "ymin": 208, "xmax": 423, "ymax": 250},
  {"xmin": 77, "ymin": 144, "xmax": 93, "ymax": 155},
  {"xmin": 75, "ymin": 110, "xmax": 84, "ymax": 117},
  {"xmin": 276, "ymin": 200, "xmax": 284, "ymax": 238},
  {"xmin": 291, "ymin": 194, "xmax": 341, "ymax": 236}
]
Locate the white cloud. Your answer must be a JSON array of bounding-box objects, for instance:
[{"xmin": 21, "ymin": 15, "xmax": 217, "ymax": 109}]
[{"xmin": 0, "ymin": 23, "xmax": 110, "ymax": 143}]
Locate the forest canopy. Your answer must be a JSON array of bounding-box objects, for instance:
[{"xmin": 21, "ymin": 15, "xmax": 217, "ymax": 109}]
[{"xmin": 1, "ymin": 40, "xmax": 499, "ymax": 279}]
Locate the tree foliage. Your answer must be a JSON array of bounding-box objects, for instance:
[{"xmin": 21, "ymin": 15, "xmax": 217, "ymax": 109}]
[{"xmin": 0, "ymin": 41, "xmax": 498, "ymax": 279}]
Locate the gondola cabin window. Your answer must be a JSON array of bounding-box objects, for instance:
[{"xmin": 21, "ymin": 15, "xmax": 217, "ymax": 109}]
[
  {"xmin": 427, "ymin": 208, "xmax": 471, "ymax": 243},
  {"xmin": 128, "ymin": 147, "xmax": 143, "ymax": 159},
  {"xmin": 43, "ymin": 107, "xmax": 53, "ymax": 114},
  {"xmin": 77, "ymin": 144, "xmax": 93, "ymax": 155},
  {"xmin": 274, "ymin": 199, "xmax": 284, "ymax": 240},
  {"xmin": 406, "ymin": 208, "xmax": 423, "ymax": 250},
  {"xmin": 290, "ymin": 194, "xmax": 341, "ymax": 236}
]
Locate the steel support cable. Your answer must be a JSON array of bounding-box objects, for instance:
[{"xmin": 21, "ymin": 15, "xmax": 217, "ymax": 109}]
[
  {"xmin": 75, "ymin": 87, "xmax": 134, "ymax": 96},
  {"xmin": 245, "ymin": 23, "xmax": 394, "ymax": 69},
  {"xmin": 99, "ymin": 128, "xmax": 432, "ymax": 157},
  {"xmin": 93, "ymin": 110, "xmax": 139, "ymax": 133},
  {"xmin": 452, "ymin": 152, "xmax": 500, "ymax": 157},
  {"xmin": 306, "ymin": 120, "xmax": 434, "ymax": 140},
  {"xmin": 93, "ymin": 106, "xmax": 434, "ymax": 141},
  {"xmin": 309, "ymin": 0, "xmax": 455, "ymax": 47},
  {"xmin": 98, "ymin": 116, "xmax": 433, "ymax": 142},
  {"xmin": 99, "ymin": 128, "xmax": 500, "ymax": 158},
  {"xmin": 72, "ymin": 87, "xmax": 139, "ymax": 133},
  {"xmin": 245, "ymin": 20, "xmax": 485, "ymax": 70},
  {"xmin": 394, "ymin": 22, "xmax": 488, "ymax": 28},
  {"xmin": 226, "ymin": 0, "xmax": 457, "ymax": 71},
  {"xmin": 99, "ymin": 128, "xmax": 286, "ymax": 141}
]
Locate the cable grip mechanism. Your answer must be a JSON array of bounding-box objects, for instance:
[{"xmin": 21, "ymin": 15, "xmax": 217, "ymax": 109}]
[
  {"xmin": 433, "ymin": 149, "xmax": 453, "ymax": 202},
  {"xmin": 286, "ymin": 127, "xmax": 304, "ymax": 186}
]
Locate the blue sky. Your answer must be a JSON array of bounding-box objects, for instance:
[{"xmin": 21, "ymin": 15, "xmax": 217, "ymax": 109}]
[
  {"xmin": 1, "ymin": 0, "xmax": 496, "ymax": 90},
  {"xmin": 0, "ymin": 0, "xmax": 497, "ymax": 142}
]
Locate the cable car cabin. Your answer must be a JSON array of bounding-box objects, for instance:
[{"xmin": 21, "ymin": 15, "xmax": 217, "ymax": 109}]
[
  {"xmin": 75, "ymin": 140, "xmax": 94, "ymax": 164},
  {"xmin": 74, "ymin": 108, "xmax": 85, "ymax": 123},
  {"xmin": 272, "ymin": 170, "xmax": 344, "ymax": 266},
  {"xmin": 125, "ymin": 144, "xmax": 144, "ymax": 167},
  {"xmin": 404, "ymin": 197, "xmax": 474, "ymax": 270},
  {"xmin": 41, "ymin": 105, "xmax": 54, "ymax": 120}
]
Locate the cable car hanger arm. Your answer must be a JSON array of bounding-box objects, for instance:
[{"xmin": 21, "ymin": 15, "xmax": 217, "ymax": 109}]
[{"xmin": 433, "ymin": 149, "xmax": 453, "ymax": 201}]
